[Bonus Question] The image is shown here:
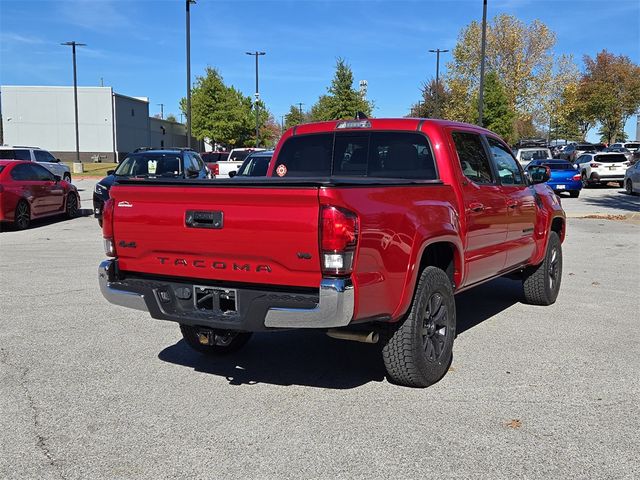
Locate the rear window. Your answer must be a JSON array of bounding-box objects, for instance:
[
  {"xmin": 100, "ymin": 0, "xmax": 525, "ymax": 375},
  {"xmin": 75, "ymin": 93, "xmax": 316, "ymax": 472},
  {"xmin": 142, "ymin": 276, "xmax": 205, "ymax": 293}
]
[
  {"xmin": 577, "ymin": 145, "xmax": 596, "ymax": 152},
  {"xmin": 625, "ymin": 143, "xmax": 640, "ymax": 150},
  {"xmin": 0, "ymin": 149, "xmax": 31, "ymax": 160},
  {"xmin": 595, "ymin": 154, "xmax": 627, "ymax": 163},
  {"xmin": 520, "ymin": 149, "xmax": 549, "ymax": 161},
  {"xmin": 229, "ymin": 151, "xmax": 252, "ymax": 162},
  {"xmin": 114, "ymin": 153, "xmax": 183, "ymax": 177},
  {"xmin": 542, "ymin": 162, "xmax": 573, "ymax": 170},
  {"xmin": 274, "ymin": 132, "xmax": 437, "ymax": 179},
  {"xmin": 201, "ymin": 152, "xmax": 229, "ymax": 162},
  {"xmin": 238, "ymin": 156, "xmax": 271, "ymax": 176}
]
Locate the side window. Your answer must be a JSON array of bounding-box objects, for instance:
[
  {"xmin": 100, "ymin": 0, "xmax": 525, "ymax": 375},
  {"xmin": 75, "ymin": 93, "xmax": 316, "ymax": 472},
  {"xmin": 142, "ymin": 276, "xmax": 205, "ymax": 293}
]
[
  {"xmin": 451, "ymin": 131, "xmax": 494, "ymax": 184},
  {"xmin": 486, "ymin": 137, "xmax": 523, "ymax": 185},
  {"xmin": 14, "ymin": 149, "xmax": 32, "ymax": 161},
  {"xmin": 31, "ymin": 163, "xmax": 54, "ymax": 181},
  {"xmin": 193, "ymin": 153, "xmax": 205, "ymax": 170},
  {"xmin": 10, "ymin": 164, "xmax": 34, "ymax": 181},
  {"xmin": 34, "ymin": 150, "xmax": 56, "ymax": 163}
]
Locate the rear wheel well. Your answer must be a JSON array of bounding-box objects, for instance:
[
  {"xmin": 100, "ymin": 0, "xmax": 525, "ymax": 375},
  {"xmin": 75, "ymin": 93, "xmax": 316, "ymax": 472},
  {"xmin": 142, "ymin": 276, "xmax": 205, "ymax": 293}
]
[
  {"xmin": 551, "ymin": 217, "xmax": 564, "ymax": 238},
  {"xmin": 419, "ymin": 242, "xmax": 457, "ymax": 290}
]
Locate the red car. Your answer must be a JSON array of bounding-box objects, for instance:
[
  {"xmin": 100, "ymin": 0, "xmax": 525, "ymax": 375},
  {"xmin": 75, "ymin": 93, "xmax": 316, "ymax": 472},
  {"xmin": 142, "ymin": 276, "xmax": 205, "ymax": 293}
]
[{"xmin": 0, "ymin": 160, "xmax": 80, "ymax": 230}]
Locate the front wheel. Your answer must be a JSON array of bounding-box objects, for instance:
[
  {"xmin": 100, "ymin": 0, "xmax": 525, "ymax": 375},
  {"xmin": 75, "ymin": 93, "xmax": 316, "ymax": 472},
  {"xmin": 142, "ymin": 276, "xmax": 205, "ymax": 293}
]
[
  {"xmin": 66, "ymin": 193, "xmax": 78, "ymax": 218},
  {"xmin": 626, "ymin": 179, "xmax": 634, "ymax": 195},
  {"xmin": 522, "ymin": 231, "xmax": 562, "ymax": 306},
  {"xmin": 581, "ymin": 172, "xmax": 590, "ymax": 188},
  {"xmin": 179, "ymin": 325, "xmax": 252, "ymax": 355},
  {"xmin": 382, "ymin": 267, "xmax": 456, "ymax": 388}
]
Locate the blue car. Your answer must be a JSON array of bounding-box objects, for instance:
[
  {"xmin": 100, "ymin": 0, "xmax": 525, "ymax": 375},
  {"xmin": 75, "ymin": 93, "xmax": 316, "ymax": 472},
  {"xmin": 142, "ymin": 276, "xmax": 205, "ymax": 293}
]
[{"xmin": 527, "ymin": 159, "xmax": 582, "ymax": 197}]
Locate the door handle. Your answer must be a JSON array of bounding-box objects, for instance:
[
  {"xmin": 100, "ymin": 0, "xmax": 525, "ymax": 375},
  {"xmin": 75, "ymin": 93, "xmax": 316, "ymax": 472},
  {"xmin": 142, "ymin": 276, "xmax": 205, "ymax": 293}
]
[
  {"xmin": 469, "ymin": 202, "xmax": 485, "ymax": 212},
  {"xmin": 507, "ymin": 201, "xmax": 518, "ymax": 209}
]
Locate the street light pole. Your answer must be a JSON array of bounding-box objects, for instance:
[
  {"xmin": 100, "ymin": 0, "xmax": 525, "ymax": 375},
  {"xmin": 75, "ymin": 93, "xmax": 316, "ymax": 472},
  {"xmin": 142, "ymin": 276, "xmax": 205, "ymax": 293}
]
[
  {"xmin": 297, "ymin": 103, "xmax": 304, "ymax": 117},
  {"xmin": 478, "ymin": 0, "xmax": 488, "ymax": 126},
  {"xmin": 246, "ymin": 51, "xmax": 266, "ymax": 147},
  {"xmin": 186, "ymin": 0, "xmax": 196, "ymax": 148},
  {"xmin": 61, "ymin": 41, "xmax": 86, "ymax": 165},
  {"xmin": 157, "ymin": 103, "xmax": 164, "ymax": 119},
  {"xmin": 428, "ymin": 48, "xmax": 449, "ymax": 118}
]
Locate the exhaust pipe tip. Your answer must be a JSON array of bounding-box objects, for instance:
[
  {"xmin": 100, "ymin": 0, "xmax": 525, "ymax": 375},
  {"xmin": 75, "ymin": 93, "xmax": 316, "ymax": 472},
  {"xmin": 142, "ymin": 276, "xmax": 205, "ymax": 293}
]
[{"xmin": 326, "ymin": 329, "xmax": 379, "ymax": 344}]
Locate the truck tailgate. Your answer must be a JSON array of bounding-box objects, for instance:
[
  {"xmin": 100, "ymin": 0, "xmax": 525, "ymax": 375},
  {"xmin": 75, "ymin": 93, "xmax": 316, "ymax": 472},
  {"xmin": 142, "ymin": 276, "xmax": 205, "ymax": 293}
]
[{"xmin": 109, "ymin": 184, "xmax": 322, "ymax": 288}]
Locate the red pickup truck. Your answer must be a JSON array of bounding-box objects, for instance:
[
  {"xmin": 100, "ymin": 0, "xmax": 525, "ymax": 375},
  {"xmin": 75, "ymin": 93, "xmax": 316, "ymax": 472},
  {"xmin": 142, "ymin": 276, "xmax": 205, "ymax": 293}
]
[{"xmin": 99, "ymin": 118, "xmax": 565, "ymax": 387}]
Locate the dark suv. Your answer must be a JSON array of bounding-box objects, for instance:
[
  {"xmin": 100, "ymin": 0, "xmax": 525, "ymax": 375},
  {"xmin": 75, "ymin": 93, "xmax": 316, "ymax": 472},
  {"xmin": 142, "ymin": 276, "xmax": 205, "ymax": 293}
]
[{"xmin": 93, "ymin": 148, "xmax": 209, "ymax": 225}]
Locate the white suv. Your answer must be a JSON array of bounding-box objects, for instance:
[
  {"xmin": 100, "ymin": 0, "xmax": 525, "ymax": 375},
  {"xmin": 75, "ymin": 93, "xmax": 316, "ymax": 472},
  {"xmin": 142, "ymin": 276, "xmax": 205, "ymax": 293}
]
[
  {"xmin": 0, "ymin": 146, "xmax": 72, "ymax": 182},
  {"xmin": 514, "ymin": 147, "xmax": 552, "ymax": 167},
  {"xmin": 575, "ymin": 152, "xmax": 629, "ymax": 187}
]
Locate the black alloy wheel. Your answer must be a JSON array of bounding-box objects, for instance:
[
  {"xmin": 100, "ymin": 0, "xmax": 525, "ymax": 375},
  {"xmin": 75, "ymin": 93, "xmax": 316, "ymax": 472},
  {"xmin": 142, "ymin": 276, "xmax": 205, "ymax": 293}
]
[
  {"xmin": 421, "ymin": 292, "xmax": 450, "ymax": 363},
  {"xmin": 14, "ymin": 201, "xmax": 30, "ymax": 230},
  {"xmin": 66, "ymin": 194, "xmax": 79, "ymax": 218},
  {"xmin": 626, "ymin": 179, "xmax": 633, "ymax": 195}
]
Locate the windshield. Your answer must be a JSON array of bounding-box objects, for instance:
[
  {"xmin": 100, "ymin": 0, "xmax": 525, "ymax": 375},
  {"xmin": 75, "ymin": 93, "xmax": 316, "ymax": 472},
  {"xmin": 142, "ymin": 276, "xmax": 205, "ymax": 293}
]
[
  {"xmin": 520, "ymin": 150, "xmax": 549, "ymax": 161},
  {"xmin": 237, "ymin": 155, "xmax": 271, "ymax": 176},
  {"xmin": 114, "ymin": 153, "xmax": 182, "ymax": 177},
  {"xmin": 229, "ymin": 151, "xmax": 252, "ymax": 162},
  {"xmin": 595, "ymin": 154, "xmax": 627, "ymax": 163}
]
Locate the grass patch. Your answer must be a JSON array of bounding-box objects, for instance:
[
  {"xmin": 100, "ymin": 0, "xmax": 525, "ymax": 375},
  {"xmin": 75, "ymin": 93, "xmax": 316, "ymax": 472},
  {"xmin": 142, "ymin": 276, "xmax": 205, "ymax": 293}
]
[{"xmin": 64, "ymin": 162, "xmax": 118, "ymax": 177}]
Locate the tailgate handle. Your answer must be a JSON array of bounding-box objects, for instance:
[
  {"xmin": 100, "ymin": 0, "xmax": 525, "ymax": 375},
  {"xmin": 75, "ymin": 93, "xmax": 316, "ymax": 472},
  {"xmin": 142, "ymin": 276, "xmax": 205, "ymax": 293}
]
[{"xmin": 185, "ymin": 210, "xmax": 223, "ymax": 229}]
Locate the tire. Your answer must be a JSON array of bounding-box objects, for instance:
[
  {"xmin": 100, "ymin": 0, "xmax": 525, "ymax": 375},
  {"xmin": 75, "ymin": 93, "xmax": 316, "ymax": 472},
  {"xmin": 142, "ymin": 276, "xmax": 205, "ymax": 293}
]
[
  {"xmin": 626, "ymin": 179, "xmax": 634, "ymax": 195},
  {"xmin": 98, "ymin": 217, "xmax": 103, "ymax": 228},
  {"xmin": 179, "ymin": 324, "xmax": 252, "ymax": 355},
  {"xmin": 66, "ymin": 193, "xmax": 78, "ymax": 219},
  {"xmin": 522, "ymin": 231, "xmax": 562, "ymax": 306},
  {"xmin": 14, "ymin": 200, "xmax": 30, "ymax": 230},
  {"xmin": 63, "ymin": 173, "xmax": 71, "ymax": 183},
  {"xmin": 381, "ymin": 266, "xmax": 456, "ymax": 388},
  {"xmin": 569, "ymin": 190, "xmax": 580, "ymax": 198},
  {"xmin": 581, "ymin": 172, "xmax": 590, "ymax": 188}
]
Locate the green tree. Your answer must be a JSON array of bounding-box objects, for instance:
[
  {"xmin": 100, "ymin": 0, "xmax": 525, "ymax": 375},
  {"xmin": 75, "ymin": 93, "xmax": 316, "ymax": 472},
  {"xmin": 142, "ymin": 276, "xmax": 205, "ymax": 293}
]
[
  {"xmin": 284, "ymin": 104, "xmax": 308, "ymax": 129},
  {"xmin": 180, "ymin": 67, "xmax": 254, "ymax": 147},
  {"xmin": 165, "ymin": 113, "xmax": 177, "ymax": 123},
  {"xmin": 580, "ymin": 50, "xmax": 640, "ymax": 144},
  {"xmin": 409, "ymin": 79, "xmax": 450, "ymax": 118},
  {"xmin": 309, "ymin": 58, "xmax": 374, "ymax": 120},
  {"xmin": 482, "ymin": 71, "xmax": 515, "ymax": 143}
]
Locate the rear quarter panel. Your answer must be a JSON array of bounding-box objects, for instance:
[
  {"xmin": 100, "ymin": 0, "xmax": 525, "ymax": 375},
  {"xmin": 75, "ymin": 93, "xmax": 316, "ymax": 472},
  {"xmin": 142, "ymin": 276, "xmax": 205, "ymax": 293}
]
[{"xmin": 320, "ymin": 184, "xmax": 460, "ymax": 322}]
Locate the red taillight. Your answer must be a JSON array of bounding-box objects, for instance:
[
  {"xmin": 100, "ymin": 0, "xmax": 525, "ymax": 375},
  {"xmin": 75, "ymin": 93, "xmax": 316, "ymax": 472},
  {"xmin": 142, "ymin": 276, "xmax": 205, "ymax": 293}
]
[
  {"xmin": 102, "ymin": 198, "xmax": 116, "ymax": 257},
  {"xmin": 320, "ymin": 206, "xmax": 358, "ymax": 276},
  {"xmin": 213, "ymin": 164, "xmax": 219, "ymax": 176},
  {"xmin": 572, "ymin": 174, "xmax": 581, "ymax": 181},
  {"xmin": 590, "ymin": 162, "xmax": 600, "ymax": 168}
]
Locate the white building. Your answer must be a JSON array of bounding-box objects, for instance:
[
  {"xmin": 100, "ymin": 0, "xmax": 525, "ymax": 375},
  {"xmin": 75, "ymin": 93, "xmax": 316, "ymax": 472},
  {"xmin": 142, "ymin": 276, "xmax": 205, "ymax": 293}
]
[{"xmin": 0, "ymin": 85, "xmax": 199, "ymax": 162}]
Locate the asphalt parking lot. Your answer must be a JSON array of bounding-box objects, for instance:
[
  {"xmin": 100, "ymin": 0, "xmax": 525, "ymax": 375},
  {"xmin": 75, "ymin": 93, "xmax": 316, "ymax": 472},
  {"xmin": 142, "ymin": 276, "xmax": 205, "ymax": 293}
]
[{"xmin": 1, "ymin": 179, "xmax": 639, "ymax": 479}]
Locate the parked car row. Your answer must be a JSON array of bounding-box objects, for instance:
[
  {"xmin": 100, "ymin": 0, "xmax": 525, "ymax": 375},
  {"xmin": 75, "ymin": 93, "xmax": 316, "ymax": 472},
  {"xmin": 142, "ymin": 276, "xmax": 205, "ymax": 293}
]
[{"xmin": 0, "ymin": 145, "xmax": 72, "ymax": 182}]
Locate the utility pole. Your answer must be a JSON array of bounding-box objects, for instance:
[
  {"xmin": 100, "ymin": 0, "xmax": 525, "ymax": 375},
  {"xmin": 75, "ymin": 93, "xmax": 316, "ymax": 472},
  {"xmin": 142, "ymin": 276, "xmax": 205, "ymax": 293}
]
[
  {"xmin": 428, "ymin": 49, "xmax": 449, "ymax": 118},
  {"xmin": 61, "ymin": 41, "xmax": 86, "ymax": 167},
  {"xmin": 478, "ymin": 0, "xmax": 488, "ymax": 126},
  {"xmin": 245, "ymin": 51, "xmax": 266, "ymax": 147},
  {"xmin": 186, "ymin": 0, "xmax": 196, "ymax": 148},
  {"xmin": 157, "ymin": 103, "xmax": 164, "ymax": 119},
  {"xmin": 100, "ymin": 77, "xmax": 104, "ymax": 87},
  {"xmin": 297, "ymin": 102, "xmax": 304, "ymax": 117},
  {"xmin": 281, "ymin": 115, "xmax": 285, "ymax": 134}
]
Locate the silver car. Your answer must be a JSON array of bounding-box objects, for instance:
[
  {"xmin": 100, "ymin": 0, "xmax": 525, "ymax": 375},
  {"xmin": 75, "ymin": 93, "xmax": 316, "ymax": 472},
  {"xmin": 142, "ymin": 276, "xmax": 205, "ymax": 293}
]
[
  {"xmin": 0, "ymin": 146, "xmax": 72, "ymax": 181},
  {"xmin": 624, "ymin": 161, "xmax": 640, "ymax": 195}
]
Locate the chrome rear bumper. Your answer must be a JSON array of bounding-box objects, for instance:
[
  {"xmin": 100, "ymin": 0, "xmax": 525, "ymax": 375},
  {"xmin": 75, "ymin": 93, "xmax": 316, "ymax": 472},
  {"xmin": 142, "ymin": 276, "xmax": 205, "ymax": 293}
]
[{"xmin": 98, "ymin": 259, "xmax": 354, "ymax": 330}]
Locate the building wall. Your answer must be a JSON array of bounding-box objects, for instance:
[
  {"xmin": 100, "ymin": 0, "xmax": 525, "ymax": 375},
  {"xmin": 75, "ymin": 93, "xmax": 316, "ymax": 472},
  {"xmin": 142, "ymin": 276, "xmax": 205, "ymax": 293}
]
[
  {"xmin": 1, "ymin": 86, "xmax": 114, "ymax": 161},
  {"xmin": 149, "ymin": 118, "xmax": 188, "ymax": 149},
  {"xmin": 113, "ymin": 94, "xmax": 150, "ymax": 161}
]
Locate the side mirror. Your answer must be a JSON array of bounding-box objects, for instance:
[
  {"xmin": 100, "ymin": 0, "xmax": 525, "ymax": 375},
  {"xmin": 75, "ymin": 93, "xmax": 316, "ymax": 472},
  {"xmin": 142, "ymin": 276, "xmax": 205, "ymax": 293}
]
[
  {"xmin": 54, "ymin": 174, "xmax": 62, "ymax": 182},
  {"xmin": 228, "ymin": 170, "xmax": 236, "ymax": 178},
  {"xmin": 574, "ymin": 164, "xmax": 578, "ymax": 170},
  {"xmin": 55, "ymin": 158, "xmax": 61, "ymax": 163},
  {"xmin": 107, "ymin": 169, "xmax": 115, "ymax": 176},
  {"xmin": 529, "ymin": 165, "xmax": 551, "ymax": 184}
]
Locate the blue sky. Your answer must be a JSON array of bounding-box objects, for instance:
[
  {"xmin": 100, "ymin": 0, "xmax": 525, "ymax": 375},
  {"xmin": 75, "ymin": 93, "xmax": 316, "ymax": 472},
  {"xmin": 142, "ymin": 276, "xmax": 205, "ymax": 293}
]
[{"xmin": 1, "ymin": 0, "xmax": 639, "ymax": 140}]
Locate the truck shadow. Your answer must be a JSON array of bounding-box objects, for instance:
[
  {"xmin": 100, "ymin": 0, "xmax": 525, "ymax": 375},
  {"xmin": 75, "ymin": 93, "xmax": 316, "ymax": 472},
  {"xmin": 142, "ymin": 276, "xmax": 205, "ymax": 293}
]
[{"xmin": 158, "ymin": 277, "xmax": 522, "ymax": 389}]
